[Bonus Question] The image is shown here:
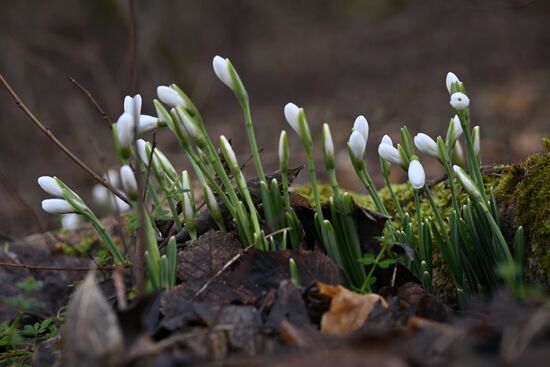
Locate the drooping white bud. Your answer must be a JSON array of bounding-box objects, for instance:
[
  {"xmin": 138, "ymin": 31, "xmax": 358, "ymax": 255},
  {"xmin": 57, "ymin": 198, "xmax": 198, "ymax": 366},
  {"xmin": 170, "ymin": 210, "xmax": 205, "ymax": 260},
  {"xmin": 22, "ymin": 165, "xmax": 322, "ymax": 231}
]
[
  {"xmin": 120, "ymin": 165, "xmax": 138, "ymax": 199},
  {"xmin": 353, "ymin": 115, "xmax": 369, "ymax": 143},
  {"xmin": 157, "ymin": 86, "xmax": 187, "ymax": 108},
  {"xmin": 212, "ymin": 56, "xmax": 233, "ymax": 90},
  {"xmin": 38, "ymin": 176, "xmax": 64, "ymax": 197},
  {"xmin": 220, "ymin": 135, "xmax": 239, "ymax": 168},
  {"xmin": 378, "ymin": 141, "xmax": 402, "ymax": 166},
  {"xmin": 176, "ymin": 107, "xmax": 200, "ymax": 140},
  {"xmin": 136, "ymin": 139, "xmax": 151, "ymax": 165},
  {"xmin": 61, "ymin": 213, "xmax": 83, "ymax": 230},
  {"xmin": 322, "ymin": 123, "xmax": 334, "ymax": 157},
  {"xmin": 42, "ymin": 199, "xmax": 75, "ymax": 214},
  {"xmin": 182, "ymin": 193, "xmax": 194, "ymax": 221},
  {"xmin": 450, "ymin": 92, "xmax": 470, "ymax": 110},
  {"xmin": 453, "ymin": 165, "xmax": 482, "ymax": 202},
  {"xmin": 284, "ymin": 102, "xmax": 300, "ymax": 134},
  {"xmin": 116, "ymin": 112, "xmax": 135, "ymax": 149},
  {"xmin": 381, "ymin": 135, "xmax": 393, "ymax": 146},
  {"xmin": 414, "ymin": 133, "xmax": 439, "ymax": 159},
  {"xmin": 348, "ymin": 131, "xmax": 366, "ymax": 161},
  {"xmin": 452, "ymin": 115, "xmax": 463, "ymax": 139},
  {"xmin": 446, "ymin": 72, "xmax": 460, "ymax": 93},
  {"xmin": 408, "ymin": 160, "xmax": 425, "ymax": 189},
  {"xmin": 138, "ymin": 115, "xmax": 159, "ymax": 134}
]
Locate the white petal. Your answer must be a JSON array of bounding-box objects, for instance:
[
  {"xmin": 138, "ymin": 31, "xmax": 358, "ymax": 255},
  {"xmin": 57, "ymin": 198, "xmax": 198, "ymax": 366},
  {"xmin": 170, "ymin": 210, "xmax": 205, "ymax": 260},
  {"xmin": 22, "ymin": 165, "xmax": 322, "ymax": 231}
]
[
  {"xmin": 42, "ymin": 199, "xmax": 75, "ymax": 214},
  {"xmin": 204, "ymin": 184, "xmax": 219, "ymax": 212},
  {"xmin": 176, "ymin": 107, "xmax": 199, "ymax": 139},
  {"xmin": 414, "ymin": 133, "xmax": 439, "ymax": 159},
  {"xmin": 62, "ymin": 214, "xmax": 82, "ymax": 230},
  {"xmin": 112, "ymin": 196, "xmax": 131, "ymax": 212},
  {"xmin": 353, "ymin": 115, "xmax": 369, "ymax": 143},
  {"xmin": 138, "ymin": 115, "xmax": 159, "ymax": 134},
  {"xmin": 183, "ymin": 193, "xmax": 194, "ymax": 220},
  {"xmin": 472, "ymin": 126, "xmax": 480, "ymax": 156},
  {"xmin": 116, "ymin": 112, "xmax": 135, "ymax": 148},
  {"xmin": 38, "ymin": 176, "xmax": 64, "ymax": 197},
  {"xmin": 381, "ymin": 135, "xmax": 393, "ymax": 146},
  {"xmin": 120, "ymin": 165, "xmax": 138, "ymax": 197},
  {"xmin": 212, "ymin": 55, "xmax": 233, "ymax": 90},
  {"xmin": 408, "ymin": 160, "xmax": 425, "ymax": 189},
  {"xmin": 450, "ymin": 92, "xmax": 470, "ymax": 110},
  {"xmin": 131, "ymin": 94, "xmax": 142, "ymax": 124},
  {"xmin": 378, "ymin": 143, "xmax": 402, "ymax": 166},
  {"xmin": 157, "ymin": 86, "xmax": 187, "ymax": 108},
  {"xmin": 284, "ymin": 103, "xmax": 300, "ymax": 134},
  {"xmin": 278, "ymin": 131, "xmax": 288, "ymax": 165},
  {"xmin": 446, "ymin": 72, "xmax": 460, "ymax": 93},
  {"xmin": 123, "ymin": 96, "xmax": 133, "ymax": 114},
  {"xmin": 92, "ymin": 184, "xmax": 111, "ymax": 205},
  {"xmin": 348, "ymin": 131, "xmax": 366, "ymax": 160}
]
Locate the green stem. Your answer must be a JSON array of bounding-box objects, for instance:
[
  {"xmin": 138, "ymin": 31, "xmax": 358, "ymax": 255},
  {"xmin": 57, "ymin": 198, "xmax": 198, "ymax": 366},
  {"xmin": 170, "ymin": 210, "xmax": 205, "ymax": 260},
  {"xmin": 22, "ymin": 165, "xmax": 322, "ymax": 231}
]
[{"xmin": 242, "ymin": 103, "xmax": 266, "ymax": 182}]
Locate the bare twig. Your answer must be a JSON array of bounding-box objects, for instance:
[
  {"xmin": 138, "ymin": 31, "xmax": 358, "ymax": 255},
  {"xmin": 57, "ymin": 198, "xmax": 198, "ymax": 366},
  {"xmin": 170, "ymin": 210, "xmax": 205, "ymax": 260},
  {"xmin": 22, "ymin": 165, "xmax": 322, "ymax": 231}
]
[
  {"xmin": 0, "ymin": 261, "xmax": 128, "ymax": 271},
  {"xmin": 69, "ymin": 77, "xmax": 113, "ymax": 127},
  {"xmin": 0, "ymin": 72, "xmax": 130, "ymax": 205}
]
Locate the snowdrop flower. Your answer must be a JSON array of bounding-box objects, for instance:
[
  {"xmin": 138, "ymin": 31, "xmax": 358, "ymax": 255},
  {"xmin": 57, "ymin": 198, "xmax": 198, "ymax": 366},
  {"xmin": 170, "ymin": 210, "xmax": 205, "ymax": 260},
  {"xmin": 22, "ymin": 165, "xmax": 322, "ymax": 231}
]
[
  {"xmin": 212, "ymin": 56, "xmax": 233, "ymax": 90},
  {"xmin": 381, "ymin": 135, "xmax": 393, "ymax": 146},
  {"xmin": 353, "ymin": 115, "xmax": 369, "ymax": 143},
  {"xmin": 322, "ymin": 123, "xmax": 335, "ymax": 169},
  {"xmin": 42, "ymin": 199, "xmax": 75, "ymax": 214},
  {"xmin": 116, "ymin": 112, "xmax": 135, "ymax": 149},
  {"xmin": 348, "ymin": 131, "xmax": 366, "ymax": 161},
  {"xmin": 92, "ymin": 184, "xmax": 111, "ymax": 206},
  {"xmin": 446, "ymin": 72, "xmax": 460, "ymax": 93},
  {"xmin": 157, "ymin": 86, "xmax": 187, "ymax": 108},
  {"xmin": 472, "ymin": 126, "xmax": 480, "ymax": 157},
  {"xmin": 453, "ymin": 165, "xmax": 482, "ymax": 202},
  {"xmin": 137, "ymin": 115, "xmax": 159, "ymax": 134},
  {"xmin": 62, "ymin": 214, "xmax": 82, "ymax": 230},
  {"xmin": 136, "ymin": 139, "xmax": 150, "ymax": 165},
  {"xmin": 378, "ymin": 139, "xmax": 402, "ymax": 166},
  {"xmin": 414, "ymin": 133, "xmax": 439, "ymax": 159},
  {"xmin": 203, "ymin": 184, "xmax": 222, "ymax": 222},
  {"xmin": 220, "ymin": 135, "xmax": 239, "ymax": 169},
  {"xmin": 408, "ymin": 160, "xmax": 425, "ymax": 189},
  {"xmin": 452, "ymin": 115, "xmax": 463, "ymax": 139},
  {"xmin": 284, "ymin": 102, "xmax": 300, "ymax": 134},
  {"xmin": 182, "ymin": 170, "xmax": 192, "ymax": 193},
  {"xmin": 38, "ymin": 176, "xmax": 64, "ymax": 197},
  {"xmin": 450, "ymin": 92, "xmax": 470, "ymax": 110},
  {"xmin": 182, "ymin": 193, "xmax": 194, "ymax": 221},
  {"xmin": 120, "ymin": 165, "xmax": 138, "ymax": 200}
]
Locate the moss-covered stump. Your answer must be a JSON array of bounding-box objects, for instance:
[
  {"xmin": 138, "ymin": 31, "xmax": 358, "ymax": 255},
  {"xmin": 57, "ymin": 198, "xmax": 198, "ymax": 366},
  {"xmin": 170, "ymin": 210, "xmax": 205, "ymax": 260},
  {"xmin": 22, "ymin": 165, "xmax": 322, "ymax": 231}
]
[{"xmin": 496, "ymin": 142, "xmax": 550, "ymax": 291}]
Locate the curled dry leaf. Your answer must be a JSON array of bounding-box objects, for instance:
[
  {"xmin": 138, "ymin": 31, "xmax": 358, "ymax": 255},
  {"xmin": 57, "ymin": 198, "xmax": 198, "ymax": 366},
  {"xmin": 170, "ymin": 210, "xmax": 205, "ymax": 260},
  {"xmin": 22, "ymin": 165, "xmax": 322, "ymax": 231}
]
[
  {"xmin": 318, "ymin": 283, "xmax": 388, "ymax": 337},
  {"xmin": 63, "ymin": 271, "xmax": 124, "ymax": 367}
]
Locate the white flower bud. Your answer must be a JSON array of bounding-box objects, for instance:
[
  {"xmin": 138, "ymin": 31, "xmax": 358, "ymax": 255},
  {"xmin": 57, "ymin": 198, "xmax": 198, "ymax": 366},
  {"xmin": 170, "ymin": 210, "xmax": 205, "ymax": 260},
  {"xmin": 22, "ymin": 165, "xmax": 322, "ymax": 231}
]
[
  {"xmin": 203, "ymin": 184, "xmax": 221, "ymax": 219},
  {"xmin": 157, "ymin": 86, "xmax": 187, "ymax": 108},
  {"xmin": 381, "ymin": 135, "xmax": 393, "ymax": 146},
  {"xmin": 284, "ymin": 102, "xmax": 300, "ymax": 134},
  {"xmin": 182, "ymin": 170, "xmax": 192, "ymax": 192},
  {"xmin": 353, "ymin": 115, "xmax": 369, "ymax": 143},
  {"xmin": 322, "ymin": 123, "xmax": 334, "ymax": 157},
  {"xmin": 450, "ymin": 92, "xmax": 470, "ymax": 110},
  {"xmin": 182, "ymin": 193, "xmax": 194, "ymax": 221},
  {"xmin": 176, "ymin": 107, "xmax": 200, "ymax": 140},
  {"xmin": 414, "ymin": 133, "xmax": 439, "ymax": 159},
  {"xmin": 220, "ymin": 135, "xmax": 239, "ymax": 168},
  {"xmin": 111, "ymin": 196, "xmax": 131, "ymax": 213},
  {"xmin": 61, "ymin": 214, "xmax": 82, "ymax": 230},
  {"xmin": 42, "ymin": 199, "xmax": 75, "ymax": 214},
  {"xmin": 446, "ymin": 72, "xmax": 460, "ymax": 93},
  {"xmin": 212, "ymin": 56, "xmax": 233, "ymax": 90},
  {"xmin": 279, "ymin": 130, "xmax": 288, "ymax": 169},
  {"xmin": 92, "ymin": 184, "xmax": 111, "ymax": 206},
  {"xmin": 38, "ymin": 176, "xmax": 64, "ymax": 197},
  {"xmin": 348, "ymin": 131, "xmax": 366, "ymax": 161},
  {"xmin": 123, "ymin": 96, "xmax": 133, "ymax": 114},
  {"xmin": 453, "ymin": 165, "xmax": 482, "ymax": 202},
  {"xmin": 136, "ymin": 139, "xmax": 151, "ymax": 166},
  {"xmin": 138, "ymin": 115, "xmax": 159, "ymax": 134},
  {"xmin": 120, "ymin": 165, "xmax": 138, "ymax": 199},
  {"xmin": 116, "ymin": 112, "xmax": 135, "ymax": 149},
  {"xmin": 472, "ymin": 125, "xmax": 480, "ymax": 157},
  {"xmin": 106, "ymin": 169, "xmax": 120, "ymax": 188},
  {"xmin": 378, "ymin": 142, "xmax": 402, "ymax": 166},
  {"xmin": 452, "ymin": 115, "xmax": 463, "ymax": 139},
  {"xmin": 408, "ymin": 160, "xmax": 425, "ymax": 189}
]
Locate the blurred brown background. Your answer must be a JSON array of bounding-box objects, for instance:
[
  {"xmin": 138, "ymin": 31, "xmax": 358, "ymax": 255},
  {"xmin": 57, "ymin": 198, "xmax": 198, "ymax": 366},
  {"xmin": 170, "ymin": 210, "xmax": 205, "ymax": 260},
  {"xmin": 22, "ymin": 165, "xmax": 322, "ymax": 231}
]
[{"xmin": 1, "ymin": 0, "xmax": 549, "ymax": 237}]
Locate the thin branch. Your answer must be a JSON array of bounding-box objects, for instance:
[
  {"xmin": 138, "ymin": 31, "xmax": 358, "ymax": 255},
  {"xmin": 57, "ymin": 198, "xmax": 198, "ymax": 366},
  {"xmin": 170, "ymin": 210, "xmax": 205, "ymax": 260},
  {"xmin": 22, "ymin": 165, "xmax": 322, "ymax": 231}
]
[
  {"xmin": 0, "ymin": 72, "xmax": 130, "ymax": 205},
  {"xmin": 69, "ymin": 77, "xmax": 113, "ymax": 127},
  {"xmin": 0, "ymin": 261, "xmax": 128, "ymax": 271}
]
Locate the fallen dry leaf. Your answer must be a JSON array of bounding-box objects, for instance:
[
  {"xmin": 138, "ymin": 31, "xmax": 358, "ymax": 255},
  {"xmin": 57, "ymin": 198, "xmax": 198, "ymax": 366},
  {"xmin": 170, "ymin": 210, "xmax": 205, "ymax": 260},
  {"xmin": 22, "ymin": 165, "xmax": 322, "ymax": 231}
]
[{"xmin": 319, "ymin": 283, "xmax": 388, "ymax": 337}]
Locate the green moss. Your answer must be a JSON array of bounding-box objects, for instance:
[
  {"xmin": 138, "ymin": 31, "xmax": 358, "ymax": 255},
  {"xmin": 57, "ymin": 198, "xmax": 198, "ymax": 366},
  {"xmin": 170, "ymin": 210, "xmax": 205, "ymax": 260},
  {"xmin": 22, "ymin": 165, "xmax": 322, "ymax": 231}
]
[
  {"xmin": 59, "ymin": 235, "xmax": 97, "ymax": 257},
  {"xmin": 496, "ymin": 151, "xmax": 550, "ymax": 283}
]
